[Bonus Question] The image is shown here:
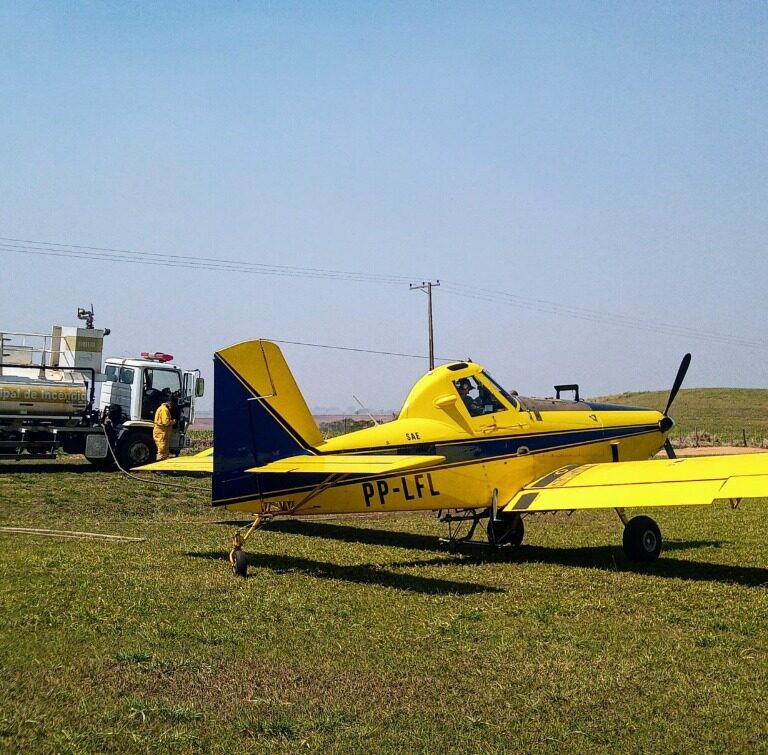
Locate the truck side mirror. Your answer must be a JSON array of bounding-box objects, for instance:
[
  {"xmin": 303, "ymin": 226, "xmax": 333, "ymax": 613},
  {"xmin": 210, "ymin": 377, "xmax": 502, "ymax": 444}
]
[{"xmin": 195, "ymin": 378, "xmax": 205, "ymax": 397}]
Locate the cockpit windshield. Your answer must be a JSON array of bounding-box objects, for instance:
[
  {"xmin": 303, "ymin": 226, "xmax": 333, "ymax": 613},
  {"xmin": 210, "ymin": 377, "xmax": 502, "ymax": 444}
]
[
  {"xmin": 482, "ymin": 371, "xmax": 519, "ymax": 409},
  {"xmin": 453, "ymin": 375, "xmax": 507, "ymax": 417}
]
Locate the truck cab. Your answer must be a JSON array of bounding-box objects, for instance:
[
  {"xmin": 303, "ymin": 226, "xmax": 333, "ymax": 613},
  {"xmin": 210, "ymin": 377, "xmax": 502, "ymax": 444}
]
[
  {"xmin": 94, "ymin": 354, "xmax": 205, "ymax": 468},
  {"xmin": 1, "ymin": 310, "xmax": 205, "ymax": 468}
]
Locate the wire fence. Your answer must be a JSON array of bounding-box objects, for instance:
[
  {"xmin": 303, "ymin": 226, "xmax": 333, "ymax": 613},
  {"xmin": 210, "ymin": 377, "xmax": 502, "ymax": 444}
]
[
  {"xmin": 670, "ymin": 427, "xmax": 768, "ymax": 449},
  {"xmin": 191, "ymin": 425, "xmax": 768, "ymax": 449}
]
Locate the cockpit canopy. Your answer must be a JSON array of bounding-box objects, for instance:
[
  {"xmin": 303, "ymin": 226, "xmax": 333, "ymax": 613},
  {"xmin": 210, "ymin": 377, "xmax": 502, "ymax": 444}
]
[
  {"xmin": 399, "ymin": 362, "xmax": 519, "ymax": 421},
  {"xmin": 453, "ymin": 373, "xmax": 516, "ymax": 416}
]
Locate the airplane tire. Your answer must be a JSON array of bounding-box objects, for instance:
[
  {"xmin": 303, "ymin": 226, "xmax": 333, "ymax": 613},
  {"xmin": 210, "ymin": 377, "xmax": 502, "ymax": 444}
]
[
  {"xmin": 623, "ymin": 516, "xmax": 662, "ymax": 562},
  {"xmin": 487, "ymin": 514, "xmax": 524, "ymax": 547},
  {"xmin": 232, "ymin": 550, "xmax": 248, "ymax": 578}
]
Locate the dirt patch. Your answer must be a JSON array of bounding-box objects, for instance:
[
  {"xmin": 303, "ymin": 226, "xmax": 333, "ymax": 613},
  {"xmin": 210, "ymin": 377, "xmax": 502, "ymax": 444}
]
[{"xmin": 656, "ymin": 446, "xmax": 768, "ymax": 457}]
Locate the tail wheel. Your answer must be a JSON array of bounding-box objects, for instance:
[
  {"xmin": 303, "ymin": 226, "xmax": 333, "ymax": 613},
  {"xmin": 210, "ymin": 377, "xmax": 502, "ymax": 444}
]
[
  {"xmin": 232, "ymin": 550, "xmax": 248, "ymax": 578},
  {"xmin": 487, "ymin": 513, "xmax": 524, "ymax": 547},
  {"xmin": 623, "ymin": 515, "xmax": 662, "ymax": 562}
]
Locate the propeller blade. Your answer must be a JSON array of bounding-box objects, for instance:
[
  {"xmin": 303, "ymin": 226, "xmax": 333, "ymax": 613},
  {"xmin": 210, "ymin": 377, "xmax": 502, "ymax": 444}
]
[
  {"xmin": 664, "ymin": 439, "xmax": 677, "ymax": 459},
  {"xmin": 663, "ymin": 353, "xmax": 691, "ymax": 417}
]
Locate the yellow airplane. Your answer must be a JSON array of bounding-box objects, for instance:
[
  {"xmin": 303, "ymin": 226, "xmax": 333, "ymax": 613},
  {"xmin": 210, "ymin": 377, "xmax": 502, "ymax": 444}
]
[{"xmin": 141, "ymin": 340, "xmax": 768, "ymax": 577}]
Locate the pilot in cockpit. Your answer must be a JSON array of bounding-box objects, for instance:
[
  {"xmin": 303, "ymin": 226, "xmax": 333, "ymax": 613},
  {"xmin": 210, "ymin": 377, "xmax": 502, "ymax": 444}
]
[
  {"xmin": 456, "ymin": 375, "xmax": 509, "ymax": 416},
  {"xmin": 456, "ymin": 378, "xmax": 482, "ymax": 416}
]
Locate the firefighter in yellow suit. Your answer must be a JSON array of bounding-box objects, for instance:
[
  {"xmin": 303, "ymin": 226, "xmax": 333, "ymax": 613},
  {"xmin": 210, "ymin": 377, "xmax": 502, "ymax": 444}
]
[{"xmin": 153, "ymin": 393, "xmax": 177, "ymax": 461}]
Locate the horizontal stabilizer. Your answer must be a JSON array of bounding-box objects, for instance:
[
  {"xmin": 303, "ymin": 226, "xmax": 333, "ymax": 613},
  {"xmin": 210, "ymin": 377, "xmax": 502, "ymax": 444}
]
[
  {"xmin": 138, "ymin": 448, "xmax": 213, "ymax": 474},
  {"xmin": 246, "ymin": 453, "xmax": 445, "ymax": 475},
  {"xmin": 502, "ymin": 452, "xmax": 768, "ymax": 512}
]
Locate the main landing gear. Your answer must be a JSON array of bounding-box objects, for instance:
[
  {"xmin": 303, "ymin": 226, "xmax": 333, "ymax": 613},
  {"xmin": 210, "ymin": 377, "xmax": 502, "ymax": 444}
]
[
  {"xmin": 487, "ymin": 512, "xmax": 525, "ymax": 547},
  {"xmin": 617, "ymin": 509, "xmax": 662, "ymax": 562},
  {"xmin": 439, "ymin": 489, "xmax": 526, "ymax": 550}
]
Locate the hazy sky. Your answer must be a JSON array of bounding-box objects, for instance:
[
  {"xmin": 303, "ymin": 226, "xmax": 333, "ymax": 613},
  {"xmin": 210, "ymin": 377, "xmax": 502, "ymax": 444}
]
[{"xmin": 2, "ymin": 1, "xmax": 767, "ymax": 413}]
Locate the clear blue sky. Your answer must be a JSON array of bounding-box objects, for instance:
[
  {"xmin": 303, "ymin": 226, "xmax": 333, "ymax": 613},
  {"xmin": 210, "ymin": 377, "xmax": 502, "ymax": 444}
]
[{"xmin": 2, "ymin": 1, "xmax": 767, "ymax": 413}]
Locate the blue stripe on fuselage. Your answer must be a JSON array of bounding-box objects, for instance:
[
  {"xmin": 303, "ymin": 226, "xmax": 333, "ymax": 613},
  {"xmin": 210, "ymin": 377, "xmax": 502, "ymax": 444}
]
[{"xmin": 213, "ymin": 422, "xmax": 661, "ymax": 507}]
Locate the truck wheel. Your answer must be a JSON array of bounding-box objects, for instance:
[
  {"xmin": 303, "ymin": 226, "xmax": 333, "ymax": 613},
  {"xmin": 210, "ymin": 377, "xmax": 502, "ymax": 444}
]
[{"xmin": 117, "ymin": 431, "xmax": 156, "ymax": 470}]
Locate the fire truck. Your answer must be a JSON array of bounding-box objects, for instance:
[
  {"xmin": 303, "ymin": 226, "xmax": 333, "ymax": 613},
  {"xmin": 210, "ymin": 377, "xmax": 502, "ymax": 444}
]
[{"xmin": 0, "ymin": 308, "xmax": 204, "ymax": 468}]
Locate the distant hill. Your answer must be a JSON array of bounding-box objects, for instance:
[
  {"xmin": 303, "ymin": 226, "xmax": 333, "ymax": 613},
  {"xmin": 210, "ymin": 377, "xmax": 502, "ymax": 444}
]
[
  {"xmin": 192, "ymin": 388, "xmax": 768, "ymax": 447},
  {"xmin": 596, "ymin": 388, "xmax": 768, "ymax": 446}
]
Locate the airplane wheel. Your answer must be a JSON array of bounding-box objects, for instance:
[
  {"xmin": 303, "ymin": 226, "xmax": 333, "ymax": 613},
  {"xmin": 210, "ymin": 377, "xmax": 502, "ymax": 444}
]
[
  {"xmin": 623, "ymin": 516, "xmax": 662, "ymax": 562},
  {"xmin": 487, "ymin": 514, "xmax": 524, "ymax": 547},
  {"xmin": 232, "ymin": 549, "xmax": 248, "ymax": 578}
]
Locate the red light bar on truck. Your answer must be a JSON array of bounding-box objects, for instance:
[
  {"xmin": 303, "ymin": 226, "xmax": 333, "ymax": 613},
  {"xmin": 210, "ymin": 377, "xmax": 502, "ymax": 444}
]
[{"xmin": 140, "ymin": 352, "xmax": 174, "ymax": 363}]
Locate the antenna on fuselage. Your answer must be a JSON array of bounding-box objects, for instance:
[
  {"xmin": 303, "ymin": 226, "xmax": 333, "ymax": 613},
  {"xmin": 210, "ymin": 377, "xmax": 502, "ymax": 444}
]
[{"xmin": 353, "ymin": 394, "xmax": 380, "ymax": 426}]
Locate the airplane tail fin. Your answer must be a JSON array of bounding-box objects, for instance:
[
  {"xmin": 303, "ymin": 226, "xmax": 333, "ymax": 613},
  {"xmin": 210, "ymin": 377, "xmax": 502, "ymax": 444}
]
[{"xmin": 213, "ymin": 340, "xmax": 322, "ymax": 504}]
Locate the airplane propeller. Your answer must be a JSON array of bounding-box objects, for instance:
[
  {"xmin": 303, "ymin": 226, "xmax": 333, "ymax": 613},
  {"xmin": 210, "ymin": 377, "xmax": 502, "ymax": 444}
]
[{"xmin": 662, "ymin": 353, "xmax": 691, "ymax": 459}]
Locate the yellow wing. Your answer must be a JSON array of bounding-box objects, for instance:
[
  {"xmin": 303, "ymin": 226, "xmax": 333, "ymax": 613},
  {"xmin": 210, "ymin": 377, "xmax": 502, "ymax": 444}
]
[
  {"xmin": 502, "ymin": 453, "xmax": 768, "ymax": 512},
  {"xmin": 138, "ymin": 447, "xmax": 213, "ymax": 474},
  {"xmin": 138, "ymin": 448, "xmax": 444, "ymax": 475},
  {"xmin": 246, "ymin": 453, "xmax": 445, "ymax": 474}
]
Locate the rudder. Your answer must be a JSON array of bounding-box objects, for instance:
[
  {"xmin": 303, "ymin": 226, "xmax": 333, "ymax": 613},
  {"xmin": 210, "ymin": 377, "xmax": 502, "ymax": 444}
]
[{"xmin": 213, "ymin": 340, "xmax": 321, "ymax": 505}]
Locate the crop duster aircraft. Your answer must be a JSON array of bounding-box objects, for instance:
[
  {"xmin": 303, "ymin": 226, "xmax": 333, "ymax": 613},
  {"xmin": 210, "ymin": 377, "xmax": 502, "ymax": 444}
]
[{"xmin": 141, "ymin": 340, "xmax": 768, "ymax": 576}]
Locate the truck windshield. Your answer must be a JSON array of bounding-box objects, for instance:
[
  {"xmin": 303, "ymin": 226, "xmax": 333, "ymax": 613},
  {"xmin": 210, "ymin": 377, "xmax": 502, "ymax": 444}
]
[
  {"xmin": 104, "ymin": 365, "xmax": 134, "ymax": 385},
  {"xmin": 146, "ymin": 369, "xmax": 181, "ymax": 394},
  {"xmin": 142, "ymin": 368, "xmax": 182, "ymax": 420}
]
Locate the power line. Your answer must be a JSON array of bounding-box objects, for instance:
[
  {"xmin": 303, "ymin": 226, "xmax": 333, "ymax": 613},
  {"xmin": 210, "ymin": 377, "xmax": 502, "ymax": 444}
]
[
  {"xmin": 271, "ymin": 338, "xmax": 460, "ymax": 362},
  {"xmin": 3, "ymin": 235, "xmax": 766, "ymax": 351},
  {"xmin": 438, "ymin": 281, "xmax": 768, "ymax": 350},
  {"xmin": 0, "ymin": 238, "xmax": 412, "ymax": 285}
]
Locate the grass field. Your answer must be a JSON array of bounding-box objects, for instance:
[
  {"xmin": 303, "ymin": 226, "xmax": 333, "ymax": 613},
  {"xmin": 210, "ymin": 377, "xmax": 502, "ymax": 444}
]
[
  {"xmin": 598, "ymin": 388, "xmax": 768, "ymax": 446},
  {"xmin": 1, "ymin": 457, "xmax": 767, "ymax": 753}
]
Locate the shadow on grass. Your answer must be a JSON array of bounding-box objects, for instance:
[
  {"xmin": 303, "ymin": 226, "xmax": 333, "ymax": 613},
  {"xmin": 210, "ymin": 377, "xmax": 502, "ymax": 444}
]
[
  {"xmin": 210, "ymin": 519, "xmax": 768, "ymax": 587},
  {"xmin": 213, "ymin": 519, "xmax": 448, "ymax": 553},
  {"xmin": 0, "ymin": 462, "xmax": 99, "ymax": 475},
  {"xmin": 218, "ymin": 519, "xmax": 726, "ymax": 555},
  {"xmin": 392, "ymin": 544, "xmax": 768, "ymax": 588},
  {"xmin": 185, "ymin": 549, "xmax": 504, "ymax": 595},
  {"xmin": 531, "ymin": 545, "xmax": 768, "ymax": 587}
]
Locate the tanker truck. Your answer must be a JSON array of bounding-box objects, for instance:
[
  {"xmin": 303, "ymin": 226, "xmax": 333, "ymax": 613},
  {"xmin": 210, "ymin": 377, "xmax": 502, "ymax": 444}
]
[{"xmin": 0, "ymin": 308, "xmax": 204, "ymax": 468}]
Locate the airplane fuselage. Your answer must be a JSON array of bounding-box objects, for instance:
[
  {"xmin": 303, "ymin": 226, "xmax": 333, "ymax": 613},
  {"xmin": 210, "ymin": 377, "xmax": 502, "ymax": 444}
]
[
  {"xmin": 141, "ymin": 340, "xmax": 768, "ymax": 575},
  {"xmin": 223, "ymin": 396, "xmax": 667, "ymax": 517}
]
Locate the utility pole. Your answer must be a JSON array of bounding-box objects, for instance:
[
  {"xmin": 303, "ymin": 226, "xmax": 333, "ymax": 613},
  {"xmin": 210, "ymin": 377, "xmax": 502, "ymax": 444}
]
[{"xmin": 409, "ymin": 280, "xmax": 440, "ymax": 370}]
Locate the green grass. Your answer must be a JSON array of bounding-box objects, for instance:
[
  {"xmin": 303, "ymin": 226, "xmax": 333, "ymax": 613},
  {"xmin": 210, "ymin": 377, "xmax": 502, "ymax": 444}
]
[
  {"xmin": 185, "ymin": 430, "xmax": 213, "ymax": 453},
  {"xmin": 1, "ymin": 459, "xmax": 767, "ymax": 753},
  {"xmin": 598, "ymin": 387, "xmax": 768, "ymax": 446}
]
